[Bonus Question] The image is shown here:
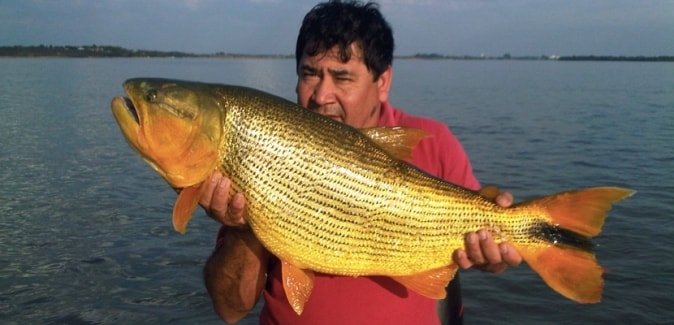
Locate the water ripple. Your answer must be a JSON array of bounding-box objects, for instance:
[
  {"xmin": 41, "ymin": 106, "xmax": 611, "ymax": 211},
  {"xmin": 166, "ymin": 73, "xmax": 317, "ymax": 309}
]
[{"xmin": 1, "ymin": 58, "xmax": 672, "ymax": 324}]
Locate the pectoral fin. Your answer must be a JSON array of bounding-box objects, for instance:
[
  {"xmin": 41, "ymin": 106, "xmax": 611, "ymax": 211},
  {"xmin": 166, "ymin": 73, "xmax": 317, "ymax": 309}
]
[
  {"xmin": 392, "ymin": 264, "xmax": 458, "ymax": 299},
  {"xmin": 360, "ymin": 127, "xmax": 432, "ymax": 160},
  {"xmin": 172, "ymin": 181, "xmax": 206, "ymax": 234},
  {"xmin": 281, "ymin": 261, "xmax": 315, "ymax": 315}
]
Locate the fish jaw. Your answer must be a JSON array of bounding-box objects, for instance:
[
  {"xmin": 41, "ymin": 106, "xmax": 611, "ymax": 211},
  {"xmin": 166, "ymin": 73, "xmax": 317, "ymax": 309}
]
[{"xmin": 111, "ymin": 78, "xmax": 223, "ymax": 188}]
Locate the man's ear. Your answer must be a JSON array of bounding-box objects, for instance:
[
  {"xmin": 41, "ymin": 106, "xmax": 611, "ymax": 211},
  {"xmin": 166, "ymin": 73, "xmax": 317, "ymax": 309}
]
[{"xmin": 377, "ymin": 66, "xmax": 393, "ymax": 103}]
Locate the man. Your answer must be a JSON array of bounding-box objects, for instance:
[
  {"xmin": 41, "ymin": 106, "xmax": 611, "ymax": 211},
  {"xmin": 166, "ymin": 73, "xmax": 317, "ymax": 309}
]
[{"xmin": 202, "ymin": 1, "xmax": 521, "ymax": 324}]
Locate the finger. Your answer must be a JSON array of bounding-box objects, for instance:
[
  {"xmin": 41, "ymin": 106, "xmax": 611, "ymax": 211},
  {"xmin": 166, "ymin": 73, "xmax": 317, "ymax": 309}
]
[
  {"xmin": 227, "ymin": 192, "xmax": 247, "ymax": 226},
  {"xmin": 478, "ymin": 230, "xmax": 503, "ymax": 265},
  {"xmin": 209, "ymin": 177, "xmax": 233, "ymax": 222},
  {"xmin": 452, "ymin": 249, "xmax": 473, "ymax": 270},
  {"xmin": 495, "ymin": 191, "xmax": 513, "ymax": 207},
  {"xmin": 499, "ymin": 243, "xmax": 523, "ymax": 266},
  {"xmin": 464, "ymin": 232, "xmax": 485, "ymax": 265},
  {"xmin": 199, "ymin": 172, "xmax": 223, "ymax": 208}
]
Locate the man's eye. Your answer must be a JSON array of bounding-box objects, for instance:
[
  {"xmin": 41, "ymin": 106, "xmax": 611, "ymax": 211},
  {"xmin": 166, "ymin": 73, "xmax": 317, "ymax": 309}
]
[{"xmin": 301, "ymin": 72, "xmax": 318, "ymax": 79}]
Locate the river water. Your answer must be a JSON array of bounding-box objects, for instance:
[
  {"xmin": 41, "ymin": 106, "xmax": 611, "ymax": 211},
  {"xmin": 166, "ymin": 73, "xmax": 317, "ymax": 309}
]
[{"xmin": 0, "ymin": 58, "xmax": 672, "ymax": 324}]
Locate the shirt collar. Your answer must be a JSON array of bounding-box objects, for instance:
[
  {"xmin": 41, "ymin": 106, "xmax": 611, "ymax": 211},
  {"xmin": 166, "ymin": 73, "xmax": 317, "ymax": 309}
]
[{"xmin": 377, "ymin": 101, "xmax": 397, "ymax": 127}]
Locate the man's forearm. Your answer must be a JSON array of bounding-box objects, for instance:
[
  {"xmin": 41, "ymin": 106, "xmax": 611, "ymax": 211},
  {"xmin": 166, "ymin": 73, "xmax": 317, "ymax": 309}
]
[{"xmin": 204, "ymin": 227, "xmax": 269, "ymax": 324}]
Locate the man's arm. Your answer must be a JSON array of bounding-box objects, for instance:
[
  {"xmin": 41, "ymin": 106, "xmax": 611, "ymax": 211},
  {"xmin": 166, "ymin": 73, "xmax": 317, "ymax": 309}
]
[
  {"xmin": 201, "ymin": 172, "xmax": 269, "ymax": 324},
  {"xmin": 204, "ymin": 227, "xmax": 268, "ymax": 324}
]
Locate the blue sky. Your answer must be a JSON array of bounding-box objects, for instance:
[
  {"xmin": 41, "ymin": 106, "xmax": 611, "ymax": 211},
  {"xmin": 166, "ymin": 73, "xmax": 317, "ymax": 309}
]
[{"xmin": 1, "ymin": 0, "xmax": 672, "ymax": 56}]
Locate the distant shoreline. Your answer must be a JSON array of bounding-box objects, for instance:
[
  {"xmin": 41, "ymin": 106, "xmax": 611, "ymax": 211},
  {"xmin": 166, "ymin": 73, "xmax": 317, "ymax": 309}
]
[{"xmin": 1, "ymin": 45, "xmax": 672, "ymax": 62}]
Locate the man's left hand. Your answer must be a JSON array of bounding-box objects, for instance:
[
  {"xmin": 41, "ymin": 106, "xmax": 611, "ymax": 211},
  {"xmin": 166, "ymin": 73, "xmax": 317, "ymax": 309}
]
[{"xmin": 451, "ymin": 192, "xmax": 523, "ymax": 273}]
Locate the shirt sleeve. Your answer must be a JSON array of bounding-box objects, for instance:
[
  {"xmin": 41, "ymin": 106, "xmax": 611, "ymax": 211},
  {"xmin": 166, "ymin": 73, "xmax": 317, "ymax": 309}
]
[
  {"xmin": 434, "ymin": 125, "xmax": 481, "ymax": 190},
  {"xmin": 405, "ymin": 116, "xmax": 481, "ymax": 191}
]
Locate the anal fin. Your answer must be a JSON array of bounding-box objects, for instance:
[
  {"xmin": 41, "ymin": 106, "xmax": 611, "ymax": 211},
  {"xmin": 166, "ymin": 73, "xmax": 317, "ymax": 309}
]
[
  {"xmin": 392, "ymin": 264, "xmax": 458, "ymax": 299},
  {"xmin": 281, "ymin": 261, "xmax": 315, "ymax": 315}
]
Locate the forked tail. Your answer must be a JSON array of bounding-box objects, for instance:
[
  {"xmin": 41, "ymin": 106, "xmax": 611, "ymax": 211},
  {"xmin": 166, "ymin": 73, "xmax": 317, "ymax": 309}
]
[{"xmin": 514, "ymin": 187, "xmax": 634, "ymax": 303}]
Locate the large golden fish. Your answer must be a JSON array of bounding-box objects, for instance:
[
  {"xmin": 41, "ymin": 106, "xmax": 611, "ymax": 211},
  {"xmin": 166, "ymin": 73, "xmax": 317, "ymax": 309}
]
[{"xmin": 111, "ymin": 78, "xmax": 633, "ymax": 315}]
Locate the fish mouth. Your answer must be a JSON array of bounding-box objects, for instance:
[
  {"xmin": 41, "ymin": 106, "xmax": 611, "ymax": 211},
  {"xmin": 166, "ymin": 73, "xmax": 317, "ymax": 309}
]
[
  {"xmin": 111, "ymin": 95, "xmax": 142, "ymax": 142},
  {"xmin": 120, "ymin": 97, "xmax": 140, "ymax": 124}
]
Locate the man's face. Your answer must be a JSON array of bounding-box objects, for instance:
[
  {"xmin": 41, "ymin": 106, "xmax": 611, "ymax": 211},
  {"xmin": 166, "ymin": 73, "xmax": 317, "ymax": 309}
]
[{"xmin": 296, "ymin": 45, "xmax": 391, "ymax": 128}]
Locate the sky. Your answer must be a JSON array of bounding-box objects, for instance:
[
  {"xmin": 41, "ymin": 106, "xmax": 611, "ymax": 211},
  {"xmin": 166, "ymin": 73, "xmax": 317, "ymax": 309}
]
[{"xmin": 1, "ymin": 0, "xmax": 673, "ymax": 57}]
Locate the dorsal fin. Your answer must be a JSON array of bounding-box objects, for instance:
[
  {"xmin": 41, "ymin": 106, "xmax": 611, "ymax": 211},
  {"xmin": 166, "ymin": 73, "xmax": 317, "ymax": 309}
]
[
  {"xmin": 478, "ymin": 185, "xmax": 501, "ymax": 200},
  {"xmin": 360, "ymin": 127, "xmax": 432, "ymax": 160}
]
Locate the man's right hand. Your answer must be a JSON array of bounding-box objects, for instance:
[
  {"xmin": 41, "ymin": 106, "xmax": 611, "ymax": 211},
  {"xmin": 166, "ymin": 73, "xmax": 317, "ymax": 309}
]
[{"xmin": 200, "ymin": 171, "xmax": 248, "ymax": 227}]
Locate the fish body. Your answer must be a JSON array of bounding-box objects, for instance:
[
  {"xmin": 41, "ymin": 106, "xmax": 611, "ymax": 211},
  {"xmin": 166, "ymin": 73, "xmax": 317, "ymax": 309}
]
[{"xmin": 111, "ymin": 78, "xmax": 633, "ymax": 314}]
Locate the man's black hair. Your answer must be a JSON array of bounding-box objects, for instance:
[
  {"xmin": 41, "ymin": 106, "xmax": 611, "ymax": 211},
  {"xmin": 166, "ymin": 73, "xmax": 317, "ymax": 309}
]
[{"xmin": 295, "ymin": 0, "xmax": 394, "ymax": 80}]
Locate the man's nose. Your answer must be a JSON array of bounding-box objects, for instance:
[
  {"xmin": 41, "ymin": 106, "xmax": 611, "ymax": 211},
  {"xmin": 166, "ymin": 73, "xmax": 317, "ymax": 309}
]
[{"xmin": 311, "ymin": 77, "xmax": 336, "ymax": 106}]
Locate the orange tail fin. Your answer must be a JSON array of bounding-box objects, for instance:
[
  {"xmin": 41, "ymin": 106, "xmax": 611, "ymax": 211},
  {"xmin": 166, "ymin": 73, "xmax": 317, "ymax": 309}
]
[
  {"xmin": 524, "ymin": 187, "xmax": 635, "ymax": 237},
  {"xmin": 516, "ymin": 187, "xmax": 634, "ymax": 303}
]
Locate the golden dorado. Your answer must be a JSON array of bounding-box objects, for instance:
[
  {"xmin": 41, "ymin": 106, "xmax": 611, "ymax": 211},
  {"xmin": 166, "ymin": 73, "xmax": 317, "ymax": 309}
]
[{"xmin": 111, "ymin": 78, "xmax": 633, "ymax": 315}]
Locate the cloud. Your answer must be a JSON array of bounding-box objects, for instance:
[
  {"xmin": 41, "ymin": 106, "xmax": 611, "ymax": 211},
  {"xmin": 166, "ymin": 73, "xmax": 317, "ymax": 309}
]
[{"xmin": 1, "ymin": 0, "xmax": 671, "ymax": 56}]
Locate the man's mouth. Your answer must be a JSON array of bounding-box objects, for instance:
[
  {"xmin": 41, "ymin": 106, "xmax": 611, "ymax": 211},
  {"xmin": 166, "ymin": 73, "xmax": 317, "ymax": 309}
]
[{"xmin": 313, "ymin": 107, "xmax": 343, "ymax": 122}]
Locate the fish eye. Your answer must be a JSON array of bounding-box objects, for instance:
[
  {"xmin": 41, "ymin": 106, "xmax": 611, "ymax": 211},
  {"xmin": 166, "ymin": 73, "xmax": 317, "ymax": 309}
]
[{"xmin": 145, "ymin": 89, "xmax": 158, "ymax": 102}]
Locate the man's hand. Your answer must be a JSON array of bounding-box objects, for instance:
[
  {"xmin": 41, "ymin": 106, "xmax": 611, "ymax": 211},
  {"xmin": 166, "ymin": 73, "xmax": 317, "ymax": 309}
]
[
  {"xmin": 452, "ymin": 191, "xmax": 522, "ymax": 273},
  {"xmin": 200, "ymin": 171, "xmax": 248, "ymax": 227}
]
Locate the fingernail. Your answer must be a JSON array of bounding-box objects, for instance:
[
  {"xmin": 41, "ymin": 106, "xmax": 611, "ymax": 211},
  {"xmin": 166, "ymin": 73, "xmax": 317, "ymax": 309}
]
[
  {"xmin": 457, "ymin": 250, "xmax": 466, "ymax": 260},
  {"xmin": 500, "ymin": 244, "xmax": 509, "ymax": 255},
  {"xmin": 479, "ymin": 230, "xmax": 488, "ymax": 241},
  {"xmin": 219, "ymin": 177, "xmax": 229, "ymax": 189},
  {"xmin": 467, "ymin": 233, "xmax": 477, "ymax": 244}
]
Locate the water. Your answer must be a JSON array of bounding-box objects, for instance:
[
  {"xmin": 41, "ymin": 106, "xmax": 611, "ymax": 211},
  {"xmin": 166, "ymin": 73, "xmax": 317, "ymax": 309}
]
[{"xmin": 0, "ymin": 58, "xmax": 672, "ymax": 324}]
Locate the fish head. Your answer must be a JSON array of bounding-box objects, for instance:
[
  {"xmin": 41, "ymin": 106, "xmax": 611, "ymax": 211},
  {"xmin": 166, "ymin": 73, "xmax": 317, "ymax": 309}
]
[{"xmin": 111, "ymin": 78, "xmax": 223, "ymax": 188}]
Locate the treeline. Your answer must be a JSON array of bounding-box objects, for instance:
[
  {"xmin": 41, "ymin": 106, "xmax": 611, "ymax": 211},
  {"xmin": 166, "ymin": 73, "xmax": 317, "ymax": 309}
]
[
  {"xmin": 3, "ymin": 45, "xmax": 672, "ymax": 62},
  {"xmin": 409, "ymin": 53, "xmax": 558, "ymax": 60},
  {"xmin": 558, "ymin": 55, "xmax": 674, "ymax": 62},
  {"xmin": 409, "ymin": 53, "xmax": 674, "ymax": 62},
  {"xmin": 0, "ymin": 45, "xmax": 295, "ymax": 59},
  {"xmin": 0, "ymin": 45, "xmax": 198, "ymax": 58}
]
